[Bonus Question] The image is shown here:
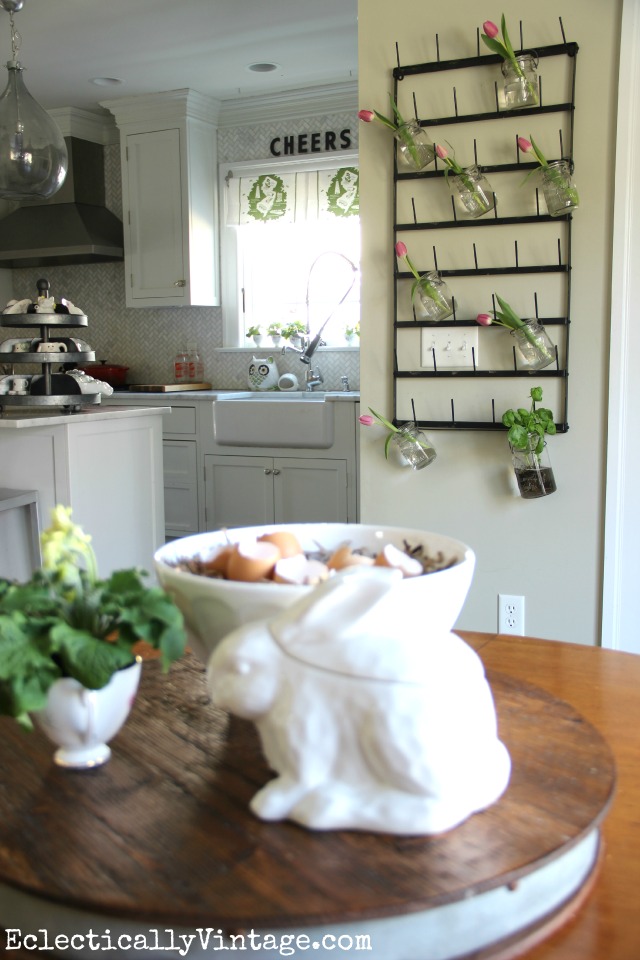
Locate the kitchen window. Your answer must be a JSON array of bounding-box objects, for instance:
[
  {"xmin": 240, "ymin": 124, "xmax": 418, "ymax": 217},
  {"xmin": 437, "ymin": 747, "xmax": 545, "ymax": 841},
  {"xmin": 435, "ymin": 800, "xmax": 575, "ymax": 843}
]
[{"xmin": 219, "ymin": 153, "xmax": 360, "ymax": 348}]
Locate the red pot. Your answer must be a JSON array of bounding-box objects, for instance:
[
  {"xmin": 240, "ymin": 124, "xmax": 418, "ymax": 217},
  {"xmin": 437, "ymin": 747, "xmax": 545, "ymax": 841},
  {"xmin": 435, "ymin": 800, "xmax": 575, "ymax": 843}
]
[{"xmin": 80, "ymin": 362, "xmax": 129, "ymax": 387}]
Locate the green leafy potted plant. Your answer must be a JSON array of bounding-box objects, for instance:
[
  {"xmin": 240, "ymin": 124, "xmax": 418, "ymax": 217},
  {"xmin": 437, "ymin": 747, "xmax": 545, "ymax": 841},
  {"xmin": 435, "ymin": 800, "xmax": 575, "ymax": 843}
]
[
  {"xmin": 281, "ymin": 320, "xmax": 306, "ymax": 346},
  {"xmin": 344, "ymin": 322, "xmax": 360, "ymax": 344},
  {"xmin": 246, "ymin": 325, "xmax": 263, "ymax": 346},
  {"xmin": 502, "ymin": 386, "xmax": 557, "ymax": 499},
  {"xmin": 267, "ymin": 322, "xmax": 283, "ymax": 346},
  {"xmin": 0, "ymin": 506, "xmax": 186, "ymax": 766}
]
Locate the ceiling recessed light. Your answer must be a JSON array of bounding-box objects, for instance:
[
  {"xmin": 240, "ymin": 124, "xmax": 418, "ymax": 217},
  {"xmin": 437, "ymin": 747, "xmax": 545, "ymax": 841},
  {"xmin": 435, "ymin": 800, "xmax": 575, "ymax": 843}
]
[
  {"xmin": 247, "ymin": 62, "xmax": 279, "ymax": 73},
  {"xmin": 90, "ymin": 77, "xmax": 124, "ymax": 87}
]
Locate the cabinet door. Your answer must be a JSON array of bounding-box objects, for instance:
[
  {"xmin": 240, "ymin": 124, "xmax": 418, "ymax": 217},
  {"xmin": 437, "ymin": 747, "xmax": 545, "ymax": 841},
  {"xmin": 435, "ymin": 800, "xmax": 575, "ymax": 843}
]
[
  {"xmin": 125, "ymin": 129, "xmax": 186, "ymax": 305},
  {"xmin": 163, "ymin": 440, "xmax": 198, "ymax": 538},
  {"xmin": 274, "ymin": 458, "xmax": 348, "ymax": 524},
  {"xmin": 205, "ymin": 455, "xmax": 274, "ymax": 529}
]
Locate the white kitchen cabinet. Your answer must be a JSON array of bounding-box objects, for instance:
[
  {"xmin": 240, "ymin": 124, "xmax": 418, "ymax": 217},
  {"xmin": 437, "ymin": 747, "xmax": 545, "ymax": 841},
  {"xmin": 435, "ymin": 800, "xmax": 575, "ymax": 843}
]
[
  {"xmin": 0, "ymin": 407, "xmax": 166, "ymax": 578},
  {"xmin": 204, "ymin": 455, "xmax": 348, "ymax": 529},
  {"xmin": 102, "ymin": 90, "xmax": 220, "ymax": 307},
  {"xmin": 163, "ymin": 439, "xmax": 199, "ymax": 539}
]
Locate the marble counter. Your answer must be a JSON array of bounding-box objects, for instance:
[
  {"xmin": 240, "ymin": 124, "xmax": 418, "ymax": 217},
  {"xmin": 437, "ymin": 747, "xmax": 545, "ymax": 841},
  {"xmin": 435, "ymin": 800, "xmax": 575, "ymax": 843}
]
[{"xmin": 0, "ymin": 404, "xmax": 169, "ymax": 429}]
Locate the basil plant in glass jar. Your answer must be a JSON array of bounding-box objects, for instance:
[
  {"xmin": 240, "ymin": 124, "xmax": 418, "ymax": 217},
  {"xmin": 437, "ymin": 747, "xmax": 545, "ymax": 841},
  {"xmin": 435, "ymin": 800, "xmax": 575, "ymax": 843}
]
[{"xmin": 502, "ymin": 386, "xmax": 557, "ymax": 499}]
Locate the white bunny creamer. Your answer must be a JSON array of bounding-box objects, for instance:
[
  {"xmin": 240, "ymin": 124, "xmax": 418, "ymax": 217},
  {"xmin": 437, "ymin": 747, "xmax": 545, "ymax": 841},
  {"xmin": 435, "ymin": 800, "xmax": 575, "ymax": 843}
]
[{"xmin": 207, "ymin": 566, "xmax": 511, "ymax": 835}]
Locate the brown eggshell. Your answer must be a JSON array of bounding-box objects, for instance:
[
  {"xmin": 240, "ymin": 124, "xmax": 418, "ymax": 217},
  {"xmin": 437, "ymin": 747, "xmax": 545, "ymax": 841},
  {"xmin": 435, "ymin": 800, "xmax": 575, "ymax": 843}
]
[
  {"xmin": 328, "ymin": 544, "xmax": 375, "ymax": 571},
  {"xmin": 201, "ymin": 544, "xmax": 237, "ymax": 578},
  {"xmin": 227, "ymin": 540, "xmax": 281, "ymax": 582},
  {"xmin": 258, "ymin": 530, "xmax": 303, "ymax": 559}
]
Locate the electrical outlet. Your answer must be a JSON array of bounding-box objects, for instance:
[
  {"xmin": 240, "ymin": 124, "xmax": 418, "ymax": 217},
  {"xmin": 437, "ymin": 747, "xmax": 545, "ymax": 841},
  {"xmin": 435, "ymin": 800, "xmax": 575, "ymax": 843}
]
[{"xmin": 498, "ymin": 594, "xmax": 525, "ymax": 636}]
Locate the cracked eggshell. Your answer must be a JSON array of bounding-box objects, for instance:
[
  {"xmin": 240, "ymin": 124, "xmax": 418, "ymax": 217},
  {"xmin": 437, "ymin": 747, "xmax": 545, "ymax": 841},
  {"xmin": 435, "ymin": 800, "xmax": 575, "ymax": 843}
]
[{"xmin": 374, "ymin": 543, "xmax": 424, "ymax": 577}]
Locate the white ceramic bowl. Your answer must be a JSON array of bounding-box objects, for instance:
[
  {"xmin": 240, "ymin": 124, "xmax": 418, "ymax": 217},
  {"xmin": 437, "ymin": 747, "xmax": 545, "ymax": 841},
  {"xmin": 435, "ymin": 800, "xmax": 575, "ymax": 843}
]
[{"xmin": 154, "ymin": 523, "xmax": 476, "ymax": 663}]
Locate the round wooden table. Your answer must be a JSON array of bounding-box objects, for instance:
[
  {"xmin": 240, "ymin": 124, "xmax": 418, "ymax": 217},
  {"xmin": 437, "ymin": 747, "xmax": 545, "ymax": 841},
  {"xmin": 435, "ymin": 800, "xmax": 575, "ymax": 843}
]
[{"xmin": 0, "ymin": 632, "xmax": 637, "ymax": 960}]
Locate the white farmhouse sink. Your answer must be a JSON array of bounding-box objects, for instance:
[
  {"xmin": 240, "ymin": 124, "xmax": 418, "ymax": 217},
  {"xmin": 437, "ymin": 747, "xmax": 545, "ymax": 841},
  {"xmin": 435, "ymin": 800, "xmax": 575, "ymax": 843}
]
[
  {"xmin": 214, "ymin": 392, "xmax": 334, "ymax": 447},
  {"xmin": 223, "ymin": 391, "xmax": 323, "ymax": 400}
]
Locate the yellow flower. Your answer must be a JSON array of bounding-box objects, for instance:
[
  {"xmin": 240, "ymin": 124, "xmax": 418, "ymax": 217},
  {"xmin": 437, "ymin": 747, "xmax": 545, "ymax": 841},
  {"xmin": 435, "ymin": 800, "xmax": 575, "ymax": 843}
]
[{"xmin": 41, "ymin": 505, "xmax": 97, "ymax": 582}]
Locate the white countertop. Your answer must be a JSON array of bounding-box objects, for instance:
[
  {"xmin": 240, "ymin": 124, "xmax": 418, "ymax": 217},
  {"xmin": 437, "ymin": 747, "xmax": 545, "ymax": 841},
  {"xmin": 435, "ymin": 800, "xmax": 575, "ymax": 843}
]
[
  {"xmin": 0, "ymin": 404, "xmax": 169, "ymax": 429},
  {"xmin": 109, "ymin": 389, "xmax": 360, "ymax": 402}
]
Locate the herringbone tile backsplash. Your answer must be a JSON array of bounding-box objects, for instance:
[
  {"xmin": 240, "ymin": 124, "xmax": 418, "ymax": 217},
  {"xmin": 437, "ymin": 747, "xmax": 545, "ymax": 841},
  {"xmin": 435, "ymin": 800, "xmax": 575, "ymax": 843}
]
[{"xmin": 7, "ymin": 111, "xmax": 360, "ymax": 392}]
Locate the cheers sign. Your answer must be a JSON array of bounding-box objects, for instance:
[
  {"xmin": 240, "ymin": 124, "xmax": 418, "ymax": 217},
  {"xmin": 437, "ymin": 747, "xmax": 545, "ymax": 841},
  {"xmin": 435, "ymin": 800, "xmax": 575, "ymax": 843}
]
[{"xmin": 270, "ymin": 128, "xmax": 352, "ymax": 157}]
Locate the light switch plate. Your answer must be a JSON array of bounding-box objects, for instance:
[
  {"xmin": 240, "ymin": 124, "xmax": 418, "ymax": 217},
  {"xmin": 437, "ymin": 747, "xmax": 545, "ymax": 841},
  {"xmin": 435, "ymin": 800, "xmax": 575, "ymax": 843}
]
[{"xmin": 421, "ymin": 328, "xmax": 479, "ymax": 370}]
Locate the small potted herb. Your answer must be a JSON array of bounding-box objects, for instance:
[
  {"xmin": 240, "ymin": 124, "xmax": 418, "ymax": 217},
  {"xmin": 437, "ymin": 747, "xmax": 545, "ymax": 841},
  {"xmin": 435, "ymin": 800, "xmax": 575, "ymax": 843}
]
[
  {"xmin": 344, "ymin": 322, "xmax": 360, "ymax": 344},
  {"xmin": 0, "ymin": 507, "xmax": 186, "ymax": 766},
  {"xmin": 502, "ymin": 386, "xmax": 557, "ymax": 499},
  {"xmin": 282, "ymin": 321, "xmax": 306, "ymax": 347},
  {"xmin": 267, "ymin": 323, "xmax": 283, "ymax": 346},
  {"xmin": 246, "ymin": 325, "xmax": 263, "ymax": 346}
]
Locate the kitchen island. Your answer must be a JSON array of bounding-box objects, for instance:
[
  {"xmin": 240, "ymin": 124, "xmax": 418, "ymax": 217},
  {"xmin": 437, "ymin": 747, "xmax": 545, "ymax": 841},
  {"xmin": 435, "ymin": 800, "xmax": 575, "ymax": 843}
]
[{"xmin": 0, "ymin": 404, "xmax": 168, "ymax": 577}]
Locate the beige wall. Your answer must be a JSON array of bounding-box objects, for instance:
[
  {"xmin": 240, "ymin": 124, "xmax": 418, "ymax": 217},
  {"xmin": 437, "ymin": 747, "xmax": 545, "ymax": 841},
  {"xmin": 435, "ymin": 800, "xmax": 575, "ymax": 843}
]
[{"xmin": 358, "ymin": 0, "xmax": 622, "ymax": 644}]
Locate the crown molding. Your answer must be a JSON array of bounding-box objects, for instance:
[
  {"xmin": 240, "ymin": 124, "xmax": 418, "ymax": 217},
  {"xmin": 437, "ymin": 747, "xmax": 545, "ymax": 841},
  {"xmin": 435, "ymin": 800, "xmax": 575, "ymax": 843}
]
[
  {"xmin": 218, "ymin": 81, "xmax": 358, "ymax": 127},
  {"xmin": 100, "ymin": 89, "xmax": 221, "ymax": 129},
  {"xmin": 48, "ymin": 107, "xmax": 119, "ymax": 145}
]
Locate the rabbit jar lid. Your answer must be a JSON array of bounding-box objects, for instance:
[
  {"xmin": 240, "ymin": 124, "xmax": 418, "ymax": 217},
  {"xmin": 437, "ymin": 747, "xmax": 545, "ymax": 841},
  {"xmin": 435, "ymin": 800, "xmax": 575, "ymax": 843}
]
[{"xmin": 268, "ymin": 563, "xmax": 477, "ymax": 685}]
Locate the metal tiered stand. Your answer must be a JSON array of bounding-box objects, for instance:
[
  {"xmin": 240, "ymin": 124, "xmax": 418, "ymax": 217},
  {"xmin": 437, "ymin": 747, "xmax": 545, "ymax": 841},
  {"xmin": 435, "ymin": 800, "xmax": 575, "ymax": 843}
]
[{"xmin": 0, "ymin": 280, "xmax": 97, "ymax": 413}]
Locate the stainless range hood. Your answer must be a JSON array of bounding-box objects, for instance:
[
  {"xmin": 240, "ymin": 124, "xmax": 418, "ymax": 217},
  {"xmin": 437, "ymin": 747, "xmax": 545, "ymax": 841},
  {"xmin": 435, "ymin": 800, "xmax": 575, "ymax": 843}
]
[{"xmin": 0, "ymin": 137, "xmax": 124, "ymax": 268}]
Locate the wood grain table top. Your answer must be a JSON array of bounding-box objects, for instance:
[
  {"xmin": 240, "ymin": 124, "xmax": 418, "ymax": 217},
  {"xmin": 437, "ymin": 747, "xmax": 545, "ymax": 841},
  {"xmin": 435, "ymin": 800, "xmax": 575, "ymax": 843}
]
[{"xmin": 0, "ymin": 631, "xmax": 638, "ymax": 960}]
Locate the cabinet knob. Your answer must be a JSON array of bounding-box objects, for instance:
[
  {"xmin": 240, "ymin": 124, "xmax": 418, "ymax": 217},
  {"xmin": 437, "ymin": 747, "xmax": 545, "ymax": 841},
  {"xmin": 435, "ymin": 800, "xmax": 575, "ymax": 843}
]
[
  {"xmin": 272, "ymin": 469, "xmax": 281, "ymax": 476},
  {"xmin": 264, "ymin": 468, "xmax": 272, "ymax": 475},
  {"xmin": 173, "ymin": 280, "xmax": 186, "ymax": 287}
]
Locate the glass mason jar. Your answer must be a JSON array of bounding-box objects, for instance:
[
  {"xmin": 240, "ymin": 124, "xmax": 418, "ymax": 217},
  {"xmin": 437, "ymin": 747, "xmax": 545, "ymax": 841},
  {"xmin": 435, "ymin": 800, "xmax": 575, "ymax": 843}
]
[
  {"xmin": 394, "ymin": 120, "xmax": 436, "ymax": 172},
  {"xmin": 510, "ymin": 439, "xmax": 557, "ymax": 499},
  {"xmin": 414, "ymin": 271, "xmax": 454, "ymax": 321},
  {"xmin": 392, "ymin": 423, "xmax": 437, "ymax": 470},
  {"xmin": 510, "ymin": 319, "xmax": 556, "ymax": 370},
  {"xmin": 501, "ymin": 54, "xmax": 539, "ymax": 110},
  {"xmin": 540, "ymin": 161, "xmax": 580, "ymax": 217},
  {"xmin": 448, "ymin": 165, "xmax": 495, "ymax": 219}
]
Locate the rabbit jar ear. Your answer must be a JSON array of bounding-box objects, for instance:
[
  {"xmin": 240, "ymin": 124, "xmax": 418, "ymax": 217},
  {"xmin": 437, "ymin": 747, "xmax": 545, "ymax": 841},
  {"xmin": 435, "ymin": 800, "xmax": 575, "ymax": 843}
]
[{"xmin": 271, "ymin": 566, "xmax": 403, "ymax": 653}]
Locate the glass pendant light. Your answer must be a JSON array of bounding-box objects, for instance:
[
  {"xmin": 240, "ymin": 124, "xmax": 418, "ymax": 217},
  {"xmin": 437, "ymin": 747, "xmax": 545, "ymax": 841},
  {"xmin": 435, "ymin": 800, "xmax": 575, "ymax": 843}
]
[{"xmin": 0, "ymin": 0, "xmax": 67, "ymax": 200}]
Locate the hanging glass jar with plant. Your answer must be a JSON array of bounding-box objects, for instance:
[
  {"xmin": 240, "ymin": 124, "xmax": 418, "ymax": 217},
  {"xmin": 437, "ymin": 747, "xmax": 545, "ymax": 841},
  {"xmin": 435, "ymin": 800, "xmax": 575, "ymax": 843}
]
[
  {"xmin": 477, "ymin": 294, "xmax": 556, "ymax": 370},
  {"xmin": 358, "ymin": 98, "xmax": 436, "ymax": 172},
  {"xmin": 502, "ymin": 386, "xmax": 557, "ymax": 499},
  {"xmin": 395, "ymin": 241, "xmax": 454, "ymax": 321},
  {"xmin": 435, "ymin": 144, "xmax": 495, "ymax": 219},
  {"xmin": 518, "ymin": 136, "xmax": 579, "ymax": 217},
  {"xmin": 481, "ymin": 16, "xmax": 539, "ymax": 110},
  {"xmin": 359, "ymin": 408, "xmax": 437, "ymax": 470}
]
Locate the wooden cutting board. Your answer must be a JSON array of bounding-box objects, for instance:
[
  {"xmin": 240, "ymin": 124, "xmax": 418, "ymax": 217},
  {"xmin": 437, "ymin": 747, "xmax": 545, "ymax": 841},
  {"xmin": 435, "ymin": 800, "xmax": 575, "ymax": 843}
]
[{"xmin": 128, "ymin": 382, "xmax": 212, "ymax": 392}]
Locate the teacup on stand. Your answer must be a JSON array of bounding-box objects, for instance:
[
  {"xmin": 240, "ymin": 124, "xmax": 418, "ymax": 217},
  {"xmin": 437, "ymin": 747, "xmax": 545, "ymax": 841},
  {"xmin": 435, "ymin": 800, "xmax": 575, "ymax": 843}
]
[{"xmin": 36, "ymin": 342, "xmax": 67, "ymax": 353}]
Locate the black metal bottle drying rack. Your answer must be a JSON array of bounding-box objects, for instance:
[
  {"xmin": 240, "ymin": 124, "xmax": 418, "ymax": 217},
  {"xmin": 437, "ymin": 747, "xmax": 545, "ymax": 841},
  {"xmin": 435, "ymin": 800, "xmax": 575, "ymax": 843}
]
[
  {"xmin": 392, "ymin": 21, "xmax": 577, "ymax": 432},
  {"xmin": 0, "ymin": 279, "xmax": 97, "ymax": 412}
]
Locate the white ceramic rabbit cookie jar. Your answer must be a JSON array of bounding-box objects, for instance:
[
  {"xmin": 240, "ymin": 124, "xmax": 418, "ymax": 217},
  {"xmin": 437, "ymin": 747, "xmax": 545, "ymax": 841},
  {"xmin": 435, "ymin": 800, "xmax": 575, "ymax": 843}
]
[{"xmin": 207, "ymin": 567, "xmax": 511, "ymax": 835}]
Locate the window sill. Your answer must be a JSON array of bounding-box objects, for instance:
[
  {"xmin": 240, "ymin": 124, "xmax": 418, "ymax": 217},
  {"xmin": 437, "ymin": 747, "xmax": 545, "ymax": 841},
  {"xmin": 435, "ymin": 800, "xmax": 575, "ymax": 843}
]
[{"xmin": 215, "ymin": 345, "xmax": 360, "ymax": 353}]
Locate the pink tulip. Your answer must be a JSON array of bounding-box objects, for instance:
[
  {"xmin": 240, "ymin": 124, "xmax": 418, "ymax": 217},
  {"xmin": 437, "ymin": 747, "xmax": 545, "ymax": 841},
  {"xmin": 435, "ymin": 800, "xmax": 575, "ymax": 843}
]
[
  {"xmin": 395, "ymin": 241, "xmax": 408, "ymax": 258},
  {"xmin": 358, "ymin": 109, "xmax": 375, "ymax": 122},
  {"xmin": 359, "ymin": 414, "xmax": 375, "ymax": 426},
  {"xmin": 476, "ymin": 313, "xmax": 493, "ymax": 326},
  {"xmin": 435, "ymin": 144, "xmax": 448, "ymax": 160},
  {"xmin": 517, "ymin": 136, "xmax": 532, "ymax": 153},
  {"xmin": 483, "ymin": 20, "xmax": 499, "ymax": 38}
]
